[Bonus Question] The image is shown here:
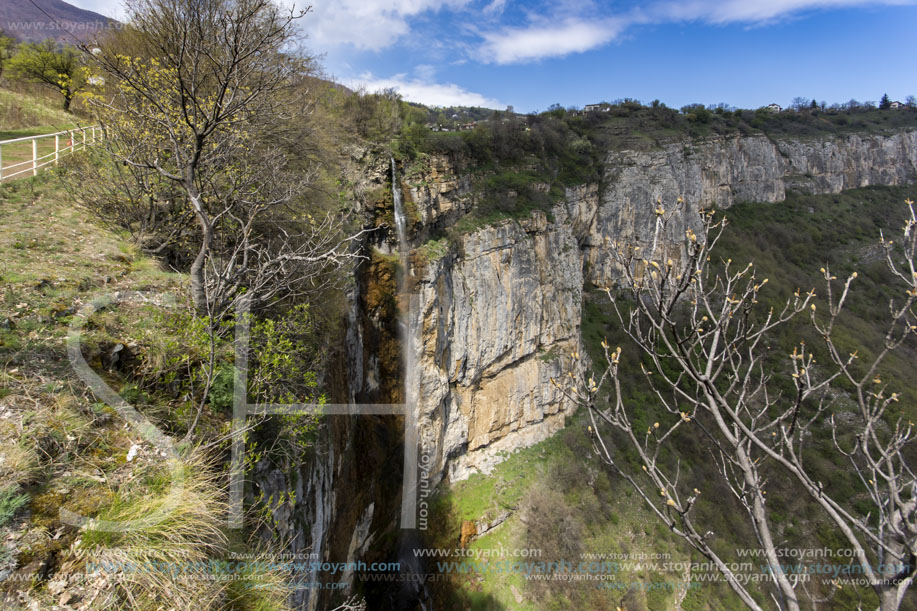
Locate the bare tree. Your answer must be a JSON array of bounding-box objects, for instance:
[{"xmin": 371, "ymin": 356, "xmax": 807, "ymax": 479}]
[
  {"xmin": 86, "ymin": 0, "xmax": 365, "ymax": 319},
  {"xmin": 72, "ymin": 147, "xmax": 192, "ymax": 259},
  {"xmin": 810, "ymin": 201, "xmax": 917, "ymax": 609},
  {"xmin": 81, "ymin": 0, "xmax": 369, "ymax": 438},
  {"xmin": 558, "ymin": 200, "xmax": 917, "ymax": 610},
  {"xmin": 790, "ymin": 96, "xmax": 812, "ymax": 112},
  {"xmin": 331, "ymin": 597, "xmax": 367, "ymax": 611}
]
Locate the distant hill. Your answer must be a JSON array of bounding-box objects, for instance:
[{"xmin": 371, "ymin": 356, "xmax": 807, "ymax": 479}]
[{"xmin": 0, "ymin": 0, "xmax": 115, "ymax": 43}]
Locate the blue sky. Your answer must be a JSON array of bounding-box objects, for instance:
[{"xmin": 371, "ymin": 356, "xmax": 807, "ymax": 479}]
[{"xmin": 70, "ymin": 0, "xmax": 917, "ymax": 112}]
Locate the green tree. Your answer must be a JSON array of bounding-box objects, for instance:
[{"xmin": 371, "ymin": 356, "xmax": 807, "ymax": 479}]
[
  {"xmin": 880, "ymin": 93, "xmax": 892, "ymax": 110},
  {"xmin": 0, "ymin": 30, "xmax": 15, "ymax": 79},
  {"xmin": 546, "ymin": 102, "xmax": 565, "ymax": 118},
  {"xmin": 90, "ymin": 0, "xmax": 318, "ymax": 317},
  {"xmin": 7, "ymin": 40, "xmax": 86, "ymax": 111}
]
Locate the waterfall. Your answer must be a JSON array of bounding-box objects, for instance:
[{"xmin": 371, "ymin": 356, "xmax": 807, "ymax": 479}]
[
  {"xmin": 389, "ymin": 158, "xmax": 432, "ymax": 610},
  {"xmin": 391, "ymin": 158, "xmax": 419, "ymax": 526},
  {"xmin": 390, "ymin": 157, "xmax": 416, "ymax": 419},
  {"xmin": 391, "ymin": 156, "xmax": 418, "ymax": 523},
  {"xmin": 392, "ymin": 157, "xmax": 409, "ymax": 257}
]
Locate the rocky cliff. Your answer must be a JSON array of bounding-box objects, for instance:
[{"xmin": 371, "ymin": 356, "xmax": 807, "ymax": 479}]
[
  {"xmin": 408, "ymin": 212, "xmax": 584, "ymax": 482},
  {"xmin": 582, "ymin": 131, "xmax": 917, "ymax": 286},
  {"xmin": 402, "ymin": 129, "xmax": 917, "ymax": 481},
  {"xmin": 255, "ymin": 128, "xmax": 917, "ymax": 609}
]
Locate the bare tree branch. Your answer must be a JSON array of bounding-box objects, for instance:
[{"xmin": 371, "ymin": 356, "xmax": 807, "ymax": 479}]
[{"xmin": 560, "ymin": 199, "xmax": 917, "ymax": 610}]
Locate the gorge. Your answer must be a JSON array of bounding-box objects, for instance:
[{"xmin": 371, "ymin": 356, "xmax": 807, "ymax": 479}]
[
  {"xmin": 5, "ymin": 2, "xmax": 917, "ymax": 609},
  {"xmin": 259, "ymin": 127, "xmax": 917, "ymax": 609}
]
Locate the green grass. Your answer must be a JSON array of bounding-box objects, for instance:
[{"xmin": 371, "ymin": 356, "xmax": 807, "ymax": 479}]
[
  {"xmin": 448, "ymin": 431, "xmax": 573, "ymax": 522},
  {"xmin": 427, "ymin": 418, "xmax": 744, "ymax": 610},
  {"xmin": 0, "ymin": 175, "xmax": 183, "ymax": 333},
  {"xmin": 0, "ymin": 166, "xmax": 167, "ymax": 575},
  {"xmin": 415, "ymin": 237, "xmax": 452, "ymax": 265},
  {"xmin": 0, "ymin": 87, "xmax": 81, "ymax": 133},
  {"xmin": 0, "ymin": 486, "xmax": 29, "ymax": 527},
  {"xmin": 0, "ymin": 125, "xmax": 78, "ymax": 140}
]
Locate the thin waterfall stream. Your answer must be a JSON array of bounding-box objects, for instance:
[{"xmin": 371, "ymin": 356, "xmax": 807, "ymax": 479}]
[
  {"xmin": 390, "ymin": 157, "xmax": 432, "ymax": 610},
  {"xmin": 391, "ymin": 157, "xmax": 416, "ymax": 420},
  {"xmin": 392, "ymin": 157, "xmax": 409, "ymax": 257}
]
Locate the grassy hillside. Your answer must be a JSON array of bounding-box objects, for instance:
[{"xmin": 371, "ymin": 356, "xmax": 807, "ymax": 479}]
[
  {"xmin": 0, "ymin": 171, "xmax": 290, "ymax": 610},
  {"xmin": 423, "ymin": 184, "xmax": 917, "ymax": 611},
  {"xmin": 0, "ymin": 87, "xmax": 84, "ymax": 138}
]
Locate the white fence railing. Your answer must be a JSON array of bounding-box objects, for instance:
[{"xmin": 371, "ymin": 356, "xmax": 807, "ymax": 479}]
[{"xmin": 0, "ymin": 125, "xmax": 101, "ymax": 183}]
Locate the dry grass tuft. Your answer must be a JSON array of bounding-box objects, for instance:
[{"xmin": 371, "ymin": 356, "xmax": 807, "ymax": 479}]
[
  {"xmin": 0, "ymin": 440, "xmax": 39, "ymax": 487},
  {"xmin": 73, "ymin": 450, "xmax": 229, "ymax": 608}
]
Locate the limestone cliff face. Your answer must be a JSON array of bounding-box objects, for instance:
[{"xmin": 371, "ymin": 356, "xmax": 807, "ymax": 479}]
[
  {"xmin": 779, "ymin": 132, "xmax": 917, "ymax": 193},
  {"xmin": 400, "ymin": 130, "xmax": 917, "ymax": 482},
  {"xmin": 583, "ymin": 131, "xmax": 917, "ymax": 286},
  {"xmin": 408, "ymin": 211, "xmax": 584, "ymax": 482},
  {"xmin": 404, "ymin": 154, "xmax": 475, "ymax": 230}
]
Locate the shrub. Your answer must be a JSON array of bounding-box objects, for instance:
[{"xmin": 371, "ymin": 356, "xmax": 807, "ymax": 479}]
[
  {"xmin": 519, "ymin": 483, "xmax": 584, "ymax": 599},
  {"xmin": 208, "ymin": 364, "xmax": 236, "ymax": 413}
]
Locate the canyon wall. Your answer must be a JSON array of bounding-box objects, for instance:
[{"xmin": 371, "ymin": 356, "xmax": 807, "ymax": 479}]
[
  {"xmin": 404, "ymin": 129, "xmax": 917, "ymax": 482},
  {"xmin": 582, "ymin": 131, "xmax": 917, "ymax": 286},
  {"xmin": 255, "ymin": 129, "xmax": 917, "ymax": 609},
  {"xmin": 408, "ymin": 213, "xmax": 584, "ymax": 482}
]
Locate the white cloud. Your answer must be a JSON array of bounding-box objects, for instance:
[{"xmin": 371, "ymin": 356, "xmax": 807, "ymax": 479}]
[
  {"xmin": 304, "ymin": 0, "xmax": 471, "ymax": 50},
  {"xmin": 351, "ymin": 74, "xmax": 502, "ymax": 108},
  {"xmin": 414, "ymin": 64, "xmax": 439, "ymax": 81},
  {"xmin": 652, "ymin": 0, "xmax": 914, "ymax": 24},
  {"xmin": 473, "ymin": 0, "xmax": 914, "ymax": 64},
  {"xmin": 479, "ymin": 18, "xmax": 626, "ymax": 64}
]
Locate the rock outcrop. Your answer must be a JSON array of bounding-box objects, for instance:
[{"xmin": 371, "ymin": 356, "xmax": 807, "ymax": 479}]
[
  {"xmin": 404, "ymin": 154, "xmax": 475, "ymax": 230},
  {"xmin": 408, "ymin": 211, "xmax": 584, "ymax": 482},
  {"xmin": 583, "ymin": 131, "xmax": 917, "ymax": 286}
]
